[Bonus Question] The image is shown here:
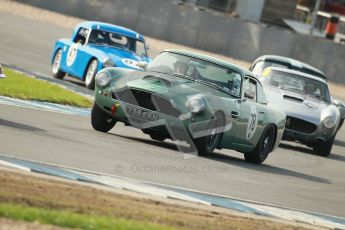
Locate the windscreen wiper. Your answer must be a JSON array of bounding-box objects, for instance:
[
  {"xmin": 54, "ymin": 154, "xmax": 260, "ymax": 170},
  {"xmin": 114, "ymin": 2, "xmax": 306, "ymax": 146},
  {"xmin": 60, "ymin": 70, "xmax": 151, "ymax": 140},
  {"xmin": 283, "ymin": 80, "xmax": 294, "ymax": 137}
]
[{"xmin": 197, "ymin": 79, "xmax": 231, "ymax": 95}]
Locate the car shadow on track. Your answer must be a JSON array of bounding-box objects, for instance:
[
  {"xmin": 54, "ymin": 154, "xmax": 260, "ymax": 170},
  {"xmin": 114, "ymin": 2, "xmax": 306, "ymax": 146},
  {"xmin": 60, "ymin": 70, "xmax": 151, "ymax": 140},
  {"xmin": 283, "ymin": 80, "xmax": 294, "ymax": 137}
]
[
  {"xmin": 109, "ymin": 133, "xmax": 331, "ymax": 184},
  {"xmin": 279, "ymin": 142, "xmax": 345, "ymax": 163},
  {"xmin": 0, "ymin": 118, "xmax": 45, "ymax": 132},
  {"xmin": 334, "ymin": 139, "xmax": 345, "ymax": 148},
  {"xmin": 109, "ymin": 133, "xmax": 179, "ymax": 151},
  {"xmin": 64, "ymin": 76, "xmax": 87, "ymax": 88},
  {"xmin": 205, "ymin": 152, "xmax": 331, "ymax": 184},
  {"xmin": 279, "ymin": 143, "xmax": 314, "ymax": 155}
]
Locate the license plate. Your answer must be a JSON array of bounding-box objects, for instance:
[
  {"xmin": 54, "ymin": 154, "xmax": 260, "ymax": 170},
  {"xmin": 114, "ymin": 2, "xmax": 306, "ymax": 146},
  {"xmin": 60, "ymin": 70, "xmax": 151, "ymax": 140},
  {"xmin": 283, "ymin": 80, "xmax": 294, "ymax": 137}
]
[{"xmin": 126, "ymin": 106, "xmax": 159, "ymax": 122}]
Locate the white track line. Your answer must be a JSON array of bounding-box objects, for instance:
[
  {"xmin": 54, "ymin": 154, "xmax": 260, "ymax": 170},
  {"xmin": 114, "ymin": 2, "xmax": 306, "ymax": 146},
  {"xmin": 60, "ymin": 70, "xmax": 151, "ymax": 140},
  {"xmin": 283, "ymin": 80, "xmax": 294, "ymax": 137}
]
[{"xmin": 0, "ymin": 160, "xmax": 31, "ymax": 171}]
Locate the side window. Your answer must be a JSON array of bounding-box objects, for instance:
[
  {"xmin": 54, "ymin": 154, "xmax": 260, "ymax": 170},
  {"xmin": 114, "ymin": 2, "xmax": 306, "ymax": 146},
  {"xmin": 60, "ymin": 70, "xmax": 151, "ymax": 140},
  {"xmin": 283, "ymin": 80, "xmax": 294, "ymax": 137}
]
[
  {"xmin": 243, "ymin": 76, "xmax": 257, "ymax": 102},
  {"xmin": 257, "ymin": 82, "xmax": 268, "ymax": 104},
  {"xmin": 73, "ymin": 28, "xmax": 89, "ymax": 45}
]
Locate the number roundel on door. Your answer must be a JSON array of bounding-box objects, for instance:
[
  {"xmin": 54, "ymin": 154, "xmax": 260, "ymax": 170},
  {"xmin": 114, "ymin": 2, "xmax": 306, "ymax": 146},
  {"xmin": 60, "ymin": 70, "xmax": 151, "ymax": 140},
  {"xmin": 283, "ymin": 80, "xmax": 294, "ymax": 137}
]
[
  {"xmin": 66, "ymin": 44, "xmax": 79, "ymax": 67},
  {"xmin": 246, "ymin": 104, "xmax": 258, "ymax": 140}
]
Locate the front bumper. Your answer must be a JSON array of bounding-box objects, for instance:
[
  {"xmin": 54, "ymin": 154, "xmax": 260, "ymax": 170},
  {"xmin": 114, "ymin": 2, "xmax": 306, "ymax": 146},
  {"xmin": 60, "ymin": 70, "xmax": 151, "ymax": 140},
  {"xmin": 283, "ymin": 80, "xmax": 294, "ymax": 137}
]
[
  {"xmin": 94, "ymin": 88, "xmax": 216, "ymax": 140},
  {"xmin": 282, "ymin": 125, "xmax": 337, "ymax": 146}
]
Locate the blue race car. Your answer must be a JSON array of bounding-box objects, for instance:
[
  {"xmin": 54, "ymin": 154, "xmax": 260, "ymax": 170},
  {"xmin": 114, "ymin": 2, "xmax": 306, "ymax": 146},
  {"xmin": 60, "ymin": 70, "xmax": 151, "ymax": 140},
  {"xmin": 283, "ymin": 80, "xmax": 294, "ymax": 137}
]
[{"xmin": 51, "ymin": 21, "xmax": 150, "ymax": 89}]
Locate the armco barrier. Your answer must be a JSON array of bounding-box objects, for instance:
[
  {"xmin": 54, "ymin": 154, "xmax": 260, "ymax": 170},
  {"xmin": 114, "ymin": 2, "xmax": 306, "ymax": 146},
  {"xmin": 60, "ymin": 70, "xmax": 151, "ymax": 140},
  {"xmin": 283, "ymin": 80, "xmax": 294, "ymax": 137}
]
[{"xmin": 16, "ymin": 0, "xmax": 345, "ymax": 84}]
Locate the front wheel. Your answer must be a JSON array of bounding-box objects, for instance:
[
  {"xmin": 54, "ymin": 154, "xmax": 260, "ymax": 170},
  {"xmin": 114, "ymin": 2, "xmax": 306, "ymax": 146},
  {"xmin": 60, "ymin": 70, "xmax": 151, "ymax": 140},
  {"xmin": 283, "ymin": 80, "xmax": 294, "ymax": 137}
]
[
  {"xmin": 244, "ymin": 125, "xmax": 275, "ymax": 164},
  {"xmin": 194, "ymin": 114, "xmax": 224, "ymax": 156},
  {"xmin": 91, "ymin": 103, "xmax": 116, "ymax": 133},
  {"xmin": 85, "ymin": 59, "xmax": 98, "ymax": 90},
  {"xmin": 313, "ymin": 135, "xmax": 335, "ymax": 157},
  {"xmin": 52, "ymin": 49, "xmax": 65, "ymax": 79}
]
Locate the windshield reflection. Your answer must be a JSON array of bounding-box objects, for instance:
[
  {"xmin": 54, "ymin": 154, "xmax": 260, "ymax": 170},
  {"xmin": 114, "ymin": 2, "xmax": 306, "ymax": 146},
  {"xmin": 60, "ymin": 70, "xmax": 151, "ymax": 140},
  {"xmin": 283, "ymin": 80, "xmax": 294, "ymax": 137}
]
[
  {"xmin": 147, "ymin": 52, "xmax": 242, "ymax": 97},
  {"xmin": 259, "ymin": 68, "xmax": 331, "ymax": 103},
  {"xmin": 88, "ymin": 29, "xmax": 147, "ymax": 57}
]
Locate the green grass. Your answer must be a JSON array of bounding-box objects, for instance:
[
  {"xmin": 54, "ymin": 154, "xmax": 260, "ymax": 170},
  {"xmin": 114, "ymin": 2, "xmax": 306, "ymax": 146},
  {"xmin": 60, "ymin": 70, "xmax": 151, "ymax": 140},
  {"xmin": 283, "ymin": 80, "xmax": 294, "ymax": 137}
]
[
  {"xmin": 0, "ymin": 68, "xmax": 92, "ymax": 108},
  {"xmin": 0, "ymin": 203, "xmax": 178, "ymax": 230}
]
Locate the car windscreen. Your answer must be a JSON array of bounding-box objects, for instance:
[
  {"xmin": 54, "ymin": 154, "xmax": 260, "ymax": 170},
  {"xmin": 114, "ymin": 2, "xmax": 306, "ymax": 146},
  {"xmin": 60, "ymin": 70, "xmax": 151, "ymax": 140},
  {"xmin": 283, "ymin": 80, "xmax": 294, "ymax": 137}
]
[
  {"xmin": 299, "ymin": 67, "xmax": 326, "ymax": 79},
  {"xmin": 260, "ymin": 69, "xmax": 331, "ymax": 103},
  {"xmin": 147, "ymin": 52, "xmax": 242, "ymax": 97},
  {"xmin": 252, "ymin": 60, "xmax": 287, "ymax": 76},
  {"xmin": 253, "ymin": 60, "xmax": 326, "ymax": 79},
  {"xmin": 88, "ymin": 29, "xmax": 147, "ymax": 57}
]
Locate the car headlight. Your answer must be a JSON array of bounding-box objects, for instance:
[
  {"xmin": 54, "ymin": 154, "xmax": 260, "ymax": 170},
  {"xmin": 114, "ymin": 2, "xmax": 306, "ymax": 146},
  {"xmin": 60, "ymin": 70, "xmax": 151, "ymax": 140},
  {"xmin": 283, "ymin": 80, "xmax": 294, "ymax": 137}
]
[
  {"xmin": 321, "ymin": 105, "xmax": 340, "ymax": 129},
  {"xmin": 332, "ymin": 98, "xmax": 344, "ymax": 107},
  {"xmin": 96, "ymin": 71, "xmax": 111, "ymax": 87},
  {"xmin": 187, "ymin": 96, "xmax": 205, "ymax": 114},
  {"xmin": 332, "ymin": 98, "xmax": 345, "ymax": 116},
  {"xmin": 103, "ymin": 58, "xmax": 114, "ymax": 68}
]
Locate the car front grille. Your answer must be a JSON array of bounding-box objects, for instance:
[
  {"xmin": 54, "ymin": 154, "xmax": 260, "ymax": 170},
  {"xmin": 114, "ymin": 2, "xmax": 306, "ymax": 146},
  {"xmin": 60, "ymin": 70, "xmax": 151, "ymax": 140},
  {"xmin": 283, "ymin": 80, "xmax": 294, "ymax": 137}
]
[
  {"xmin": 112, "ymin": 88, "xmax": 181, "ymax": 117},
  {"xmin": 285, "ymin": 116, "xmax": 317, "ymax": 134}
]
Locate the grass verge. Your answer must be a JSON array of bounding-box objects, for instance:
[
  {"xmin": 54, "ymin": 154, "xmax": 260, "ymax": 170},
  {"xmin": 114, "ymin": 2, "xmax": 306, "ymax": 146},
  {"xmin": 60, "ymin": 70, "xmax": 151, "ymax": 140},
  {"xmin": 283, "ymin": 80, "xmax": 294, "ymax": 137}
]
[
  {"xmin": 0, "ymin": 169, "xmax": 314, "ymax": 230},
  {"xmin": 0, "ymin": 203, "xmax": 175, "ymax": 230},
  {"xmin": 0, "ymin": 68, "xmax": 92, "ymax": 108}
]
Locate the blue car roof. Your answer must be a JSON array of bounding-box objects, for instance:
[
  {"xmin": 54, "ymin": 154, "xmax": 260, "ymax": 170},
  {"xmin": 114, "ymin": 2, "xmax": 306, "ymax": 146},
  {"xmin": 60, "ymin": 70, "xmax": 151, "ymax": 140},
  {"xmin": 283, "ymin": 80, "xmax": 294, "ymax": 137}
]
[{"xmin": 74, "ymin": 21, "xmax": 145, "ymax": 42}]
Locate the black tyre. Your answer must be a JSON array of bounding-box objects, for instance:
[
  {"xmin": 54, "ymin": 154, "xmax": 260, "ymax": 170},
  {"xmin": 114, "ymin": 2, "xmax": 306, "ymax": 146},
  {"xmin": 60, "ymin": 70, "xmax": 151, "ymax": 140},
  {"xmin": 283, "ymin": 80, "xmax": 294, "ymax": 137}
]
[
  {"xmin": 91, "ymin": 103, "xmax": 116, "ymax": 133},
  {"xmin": 149, "ymin": 133, "xmax": 166, "ymax": 141},
  {"xmin": 313, "ymin": 135, "xmax": 335, "ymax": 157},
  {"xmin": 338, "ymin": 119, "xmax": 344, "ymax": 131},
  {"xmin": 84, "ymin": 59, "xmax": 98, "ymax": 89},
  {"xmin": 52, "ymin": 49, "xmax": 65, "ymax": 79},
  {"xmin": 194, "ymin": 114, "xmax": 224, "ymax": 156},
  {"xmin": 245, "ymin": 125, "xmax": 275, "ymax": 164}
]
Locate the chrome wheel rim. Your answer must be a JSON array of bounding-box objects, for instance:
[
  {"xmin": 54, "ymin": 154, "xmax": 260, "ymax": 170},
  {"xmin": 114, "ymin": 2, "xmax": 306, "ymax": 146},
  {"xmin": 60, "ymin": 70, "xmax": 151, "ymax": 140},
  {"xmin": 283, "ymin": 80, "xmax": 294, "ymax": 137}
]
[
  {"xmin": 206, "ymin": 118, "xmax": 222, "ymax": 152},
  {"xmin": 260, "ymin": 128, "xmax": 273, "ymax": 158},
  {"xmin": 85, "ymin": 60, "xmax": 98, "ymax": 85},
  {"xmin": 52, "ymin": 50, "xmax": 62, "ymax": 74},
  {"xmin": 263, "ymin": 136, "xmax": 270, "ymax": 149}
]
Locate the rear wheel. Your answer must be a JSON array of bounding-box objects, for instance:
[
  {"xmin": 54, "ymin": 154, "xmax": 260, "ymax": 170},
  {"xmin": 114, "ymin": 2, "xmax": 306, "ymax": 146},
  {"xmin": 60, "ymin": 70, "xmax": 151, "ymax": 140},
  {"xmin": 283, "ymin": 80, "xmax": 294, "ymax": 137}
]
[
  {"xmin": 194, "ymin": 114, "xmax": 224, "ymax": 156},
  {"xmin": 85, "ymin": 59, "xmax": 98, "ymax": 89},
  {"xmin": 313, "ymin": 135, "xmax": 335, "ymax": 157},
  {"xmin": 91, "ymin": 103, "xmax": 116, "ymax": 133},
  {"xmin": 52, "ymin": 49, "xmax": 65, "ymax": 79},
  {"xmin": 245, "ymin": 125, "xmax": 275, "ymax": 164}
]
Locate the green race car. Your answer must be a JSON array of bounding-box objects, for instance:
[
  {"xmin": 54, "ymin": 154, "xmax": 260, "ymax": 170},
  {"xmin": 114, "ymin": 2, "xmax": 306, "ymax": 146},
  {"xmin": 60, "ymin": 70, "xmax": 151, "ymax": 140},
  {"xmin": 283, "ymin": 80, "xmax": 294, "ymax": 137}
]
[{"xmin": 91, "ymin": 50, "xmax": 286, "ymax": 164}]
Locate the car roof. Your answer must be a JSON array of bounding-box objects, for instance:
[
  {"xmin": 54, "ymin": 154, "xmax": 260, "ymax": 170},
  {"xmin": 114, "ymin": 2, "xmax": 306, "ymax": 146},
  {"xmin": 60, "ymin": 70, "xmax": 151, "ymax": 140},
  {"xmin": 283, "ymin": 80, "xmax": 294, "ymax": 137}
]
[
  {"xmin": 266, "ymin": 66, "xmax": 328, "ymax": 84},
  {"xmin": 165, "ymin": 49, "xmax": 254, "ymax": 77},
  {"xmin": 75, "ymin": 21, "xmax": 145, "ymax": 42},
  {"xmin": 253, "ymin": 55, "xmax": 326, "ymax": 79}
]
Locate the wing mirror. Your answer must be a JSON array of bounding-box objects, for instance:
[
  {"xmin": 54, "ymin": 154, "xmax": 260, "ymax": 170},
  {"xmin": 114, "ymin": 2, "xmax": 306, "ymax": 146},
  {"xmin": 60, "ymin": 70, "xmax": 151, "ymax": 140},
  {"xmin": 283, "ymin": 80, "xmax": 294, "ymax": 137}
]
[{"xmin": 244, "ymin": 91, "xmax": 255, "ymax": 100}]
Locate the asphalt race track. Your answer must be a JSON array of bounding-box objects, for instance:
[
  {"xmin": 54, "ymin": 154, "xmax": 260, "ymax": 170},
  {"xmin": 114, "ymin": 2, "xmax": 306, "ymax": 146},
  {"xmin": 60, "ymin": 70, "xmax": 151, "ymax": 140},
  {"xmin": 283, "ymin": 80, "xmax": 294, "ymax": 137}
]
[
  {"xmin": 1, "ymin": 11, "xmax": 345, "ymax": 218},
  {"xmin": 0, "ymin": 12, "xmax": 159, "ymax": 77}
]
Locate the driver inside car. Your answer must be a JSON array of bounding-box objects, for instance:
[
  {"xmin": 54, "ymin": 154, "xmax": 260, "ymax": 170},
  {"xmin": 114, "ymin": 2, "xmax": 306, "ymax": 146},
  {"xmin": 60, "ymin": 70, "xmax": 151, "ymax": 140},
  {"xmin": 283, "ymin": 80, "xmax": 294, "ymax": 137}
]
[
  {"xmin": 227, "ymin": 72, "xmax": 241, "ymax": 97},
  {"xmin": 304, "ymin": 80, "xmax": 318, "ymax": 95},
  {"xmin": 173, "ymin": 60, "xmax": 189, "ymax": 76}
]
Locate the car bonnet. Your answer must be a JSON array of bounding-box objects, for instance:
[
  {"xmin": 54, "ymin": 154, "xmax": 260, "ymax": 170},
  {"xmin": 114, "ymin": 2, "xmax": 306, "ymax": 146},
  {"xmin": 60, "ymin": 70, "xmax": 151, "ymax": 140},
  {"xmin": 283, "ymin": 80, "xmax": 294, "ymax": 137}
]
[{"xmin": 263, "ymin": 85, "xmax": 329, "ymax": 125}]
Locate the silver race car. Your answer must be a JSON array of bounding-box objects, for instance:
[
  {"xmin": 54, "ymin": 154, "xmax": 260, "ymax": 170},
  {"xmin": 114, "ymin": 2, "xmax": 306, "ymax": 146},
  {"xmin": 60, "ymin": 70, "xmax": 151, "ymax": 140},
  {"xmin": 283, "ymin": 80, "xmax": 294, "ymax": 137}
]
[
  {"xmin": 258, "ymin": 67, "xmax": 340, "ymax": 156},
  {"xmin": 250, "ymin": 55, "xmax": 345, "ymax": 130}
]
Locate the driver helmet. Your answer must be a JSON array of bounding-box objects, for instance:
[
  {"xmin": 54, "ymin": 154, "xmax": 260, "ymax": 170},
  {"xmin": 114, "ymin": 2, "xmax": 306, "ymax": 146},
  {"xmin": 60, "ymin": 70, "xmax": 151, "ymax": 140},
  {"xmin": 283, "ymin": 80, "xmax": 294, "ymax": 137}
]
[
  {"xmin": 173, "ymin": 60, "xmax": 189, "ymax": 75},
  {"xmin": 304, "ymin": 80, "xmax": 317, "ymax": 93}
]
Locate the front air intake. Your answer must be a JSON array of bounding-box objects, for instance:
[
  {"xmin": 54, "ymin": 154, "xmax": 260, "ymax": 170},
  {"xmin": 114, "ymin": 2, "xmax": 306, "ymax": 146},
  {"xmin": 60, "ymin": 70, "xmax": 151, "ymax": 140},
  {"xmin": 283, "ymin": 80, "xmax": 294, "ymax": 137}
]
[{"xmin": 112, "ymin": 88, "xmax": 181, "ymax": 117}]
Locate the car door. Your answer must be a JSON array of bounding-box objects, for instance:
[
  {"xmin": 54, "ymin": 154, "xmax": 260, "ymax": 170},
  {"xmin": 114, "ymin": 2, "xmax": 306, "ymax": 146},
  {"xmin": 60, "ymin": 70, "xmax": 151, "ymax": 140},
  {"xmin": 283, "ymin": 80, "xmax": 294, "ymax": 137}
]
[
  {"xmin": 232, "ymin": 76, "xmax": 265, "ymax": 151},
  {"xmin": 64, "ymin": 27, "xmax": 90, "ymax": 78}
]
